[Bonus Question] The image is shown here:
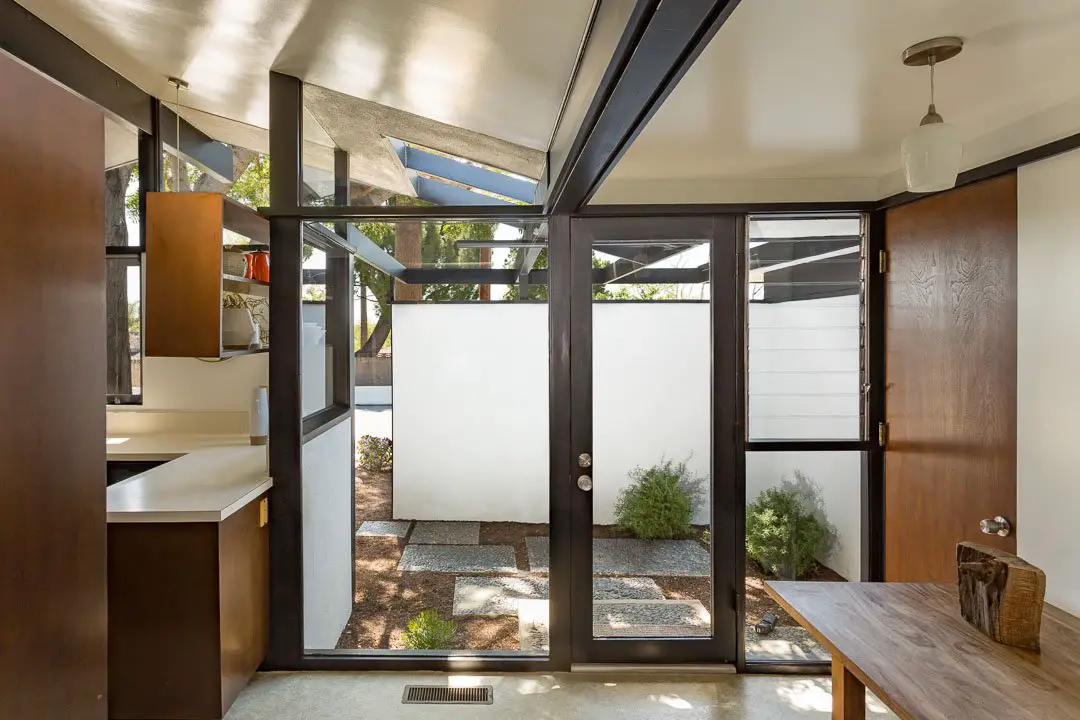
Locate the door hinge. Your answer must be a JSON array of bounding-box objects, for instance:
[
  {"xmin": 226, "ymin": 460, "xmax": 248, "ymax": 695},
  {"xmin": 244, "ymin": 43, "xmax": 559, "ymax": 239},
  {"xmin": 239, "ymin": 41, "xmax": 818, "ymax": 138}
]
[
  {"xmin": 732, "ymin": 588, "xmax": 741, "ymax": 611},
  {"xmin": 878, "ymin": 249, "xmax": 889, "ymax": 274},
  {"xmin": 877, "ymin": 421, "xmax": 889, "ymax": 448}
]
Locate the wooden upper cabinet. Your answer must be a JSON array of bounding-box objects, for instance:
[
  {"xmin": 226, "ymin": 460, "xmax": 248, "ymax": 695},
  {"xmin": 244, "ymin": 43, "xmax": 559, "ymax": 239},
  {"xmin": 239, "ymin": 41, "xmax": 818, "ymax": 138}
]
[{"xmin": 145, "ymin": 192, "xmax": 270, "ymax": 358}]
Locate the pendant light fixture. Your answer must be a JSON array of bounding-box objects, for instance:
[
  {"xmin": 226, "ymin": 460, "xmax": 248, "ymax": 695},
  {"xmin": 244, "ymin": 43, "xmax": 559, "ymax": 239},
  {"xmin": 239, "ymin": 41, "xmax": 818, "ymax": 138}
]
[
  {"xmin": 900, "ymin": 37, "xmax": 964, "ymax": 193},
  {"xmin": 167, "ymin": 76, "xmax": 189, "ymax": 191}
]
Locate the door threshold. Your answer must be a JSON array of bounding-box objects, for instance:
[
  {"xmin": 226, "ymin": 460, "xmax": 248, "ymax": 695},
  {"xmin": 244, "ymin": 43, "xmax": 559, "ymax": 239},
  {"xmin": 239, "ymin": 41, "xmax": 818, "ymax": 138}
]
[{"xmin": 570, "ymin": 664, "xmax": 736, "ymax": 675}]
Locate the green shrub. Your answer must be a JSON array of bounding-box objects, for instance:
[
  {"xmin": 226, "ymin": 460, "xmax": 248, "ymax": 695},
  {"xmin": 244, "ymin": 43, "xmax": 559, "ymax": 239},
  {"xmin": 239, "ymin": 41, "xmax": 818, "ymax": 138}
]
[
  {"xmin": 746, "ymin": 471, "xmax": 837, "ymax": 579},
  {"xmin": 614, "ymin": 458, "xmax": 704, "ymax": 540},
  {"xmin": 402, "ymin": 610, "xmax": 457, "ymax": 650},
  {"xmin": 357, "ymin": 435, "xmax": 393, "ymax": 471}
]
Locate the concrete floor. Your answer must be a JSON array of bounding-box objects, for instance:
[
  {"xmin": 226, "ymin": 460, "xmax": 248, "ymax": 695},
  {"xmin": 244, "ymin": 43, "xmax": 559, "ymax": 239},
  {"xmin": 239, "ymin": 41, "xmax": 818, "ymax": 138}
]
[{"xmin": 225, "ymin": 672, "xmax": 897, "ymax": 719}]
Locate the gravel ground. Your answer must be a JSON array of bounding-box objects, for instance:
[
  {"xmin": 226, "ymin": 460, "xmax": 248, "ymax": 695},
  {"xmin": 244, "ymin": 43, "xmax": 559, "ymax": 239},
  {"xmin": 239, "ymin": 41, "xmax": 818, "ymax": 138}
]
[
  {"xmin": 526, "ymin": 536, "xmax": 711, "ymax": 576},
  {"xmin": 356, "ymin": 520, "xmax": 411, "ymax": 538}
]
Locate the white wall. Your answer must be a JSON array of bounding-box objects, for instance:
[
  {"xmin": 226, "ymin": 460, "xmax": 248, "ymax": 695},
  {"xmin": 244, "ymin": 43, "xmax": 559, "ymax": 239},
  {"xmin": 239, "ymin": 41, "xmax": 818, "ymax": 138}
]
[
  {"xmin": 592, "ymin": 304, "xmax": 711, "ymax": 524},
  {"xmin": 302, "ymin": 420, "xmax": 354, "ymax": 649},
  {"xmin": 1017, "ymin": 150, "xmax": 1080, "ymax": 616},
  {"xmin": 393, "ymin": 304, "xmax": 550, "ymax": 522},
  {"xmin": 391, "ymin": 301, "xmax": 860, "ymax": 577},
  {"xmin": 139, "ymin": 354, "xmax": 268, "ymax": 411}
]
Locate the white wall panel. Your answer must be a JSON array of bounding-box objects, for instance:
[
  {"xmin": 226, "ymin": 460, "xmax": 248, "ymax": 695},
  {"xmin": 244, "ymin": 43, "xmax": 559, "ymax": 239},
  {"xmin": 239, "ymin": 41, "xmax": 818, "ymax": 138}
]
[
  {"xmin": 303, "ymin": 421, "xmax": 354, "ymax": 649},
  {"xmin": 1018, "ymin": 150, "xmax": 1080, "ymax": 616}
]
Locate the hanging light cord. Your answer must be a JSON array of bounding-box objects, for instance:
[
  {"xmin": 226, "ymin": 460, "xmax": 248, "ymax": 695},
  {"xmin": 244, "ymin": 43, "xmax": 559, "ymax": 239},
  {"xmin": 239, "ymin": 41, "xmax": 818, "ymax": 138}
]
[
  {"xmin": 929, "ymin": 57, "xmax": 937, "ymax": 109},
  {"xmin": 174, "ymin": 81, "xmax": 182, "ymax": 191}
]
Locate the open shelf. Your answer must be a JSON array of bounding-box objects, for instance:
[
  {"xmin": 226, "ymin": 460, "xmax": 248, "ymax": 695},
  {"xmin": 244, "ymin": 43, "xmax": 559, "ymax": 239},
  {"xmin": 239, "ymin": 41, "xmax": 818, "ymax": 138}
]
[
  {"xmin": 223, "ymin": 273, "xmax": 270, "ymax": 287},
  {"xmin": 220, "ymin": 347, "xmax": 270, "ymax": 358}
]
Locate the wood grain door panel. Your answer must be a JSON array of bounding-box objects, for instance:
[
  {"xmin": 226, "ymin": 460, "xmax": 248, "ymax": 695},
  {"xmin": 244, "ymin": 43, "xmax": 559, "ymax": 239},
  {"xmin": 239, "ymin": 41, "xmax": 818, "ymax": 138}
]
[
  {"xmin": 0, "ymin": 52, "xmax": 106, "ymax": 718},
  {"xmin": 885, "ymin": 174, "xmax": 1018, "ymax": 582}
]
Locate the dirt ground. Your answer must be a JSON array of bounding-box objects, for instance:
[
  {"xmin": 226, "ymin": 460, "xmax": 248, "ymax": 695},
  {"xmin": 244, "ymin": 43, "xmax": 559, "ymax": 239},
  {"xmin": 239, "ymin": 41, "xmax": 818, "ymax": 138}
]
[{"xmin": 337, "ymin": 469, "xmax": 843, "ymax": 650}]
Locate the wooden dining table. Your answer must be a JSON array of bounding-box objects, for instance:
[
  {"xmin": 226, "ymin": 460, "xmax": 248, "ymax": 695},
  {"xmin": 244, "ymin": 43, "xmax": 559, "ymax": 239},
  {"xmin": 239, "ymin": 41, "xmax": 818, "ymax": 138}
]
[{"xmin": 765, "ymin": 581, "xmax": 1080, "ymax": 720}]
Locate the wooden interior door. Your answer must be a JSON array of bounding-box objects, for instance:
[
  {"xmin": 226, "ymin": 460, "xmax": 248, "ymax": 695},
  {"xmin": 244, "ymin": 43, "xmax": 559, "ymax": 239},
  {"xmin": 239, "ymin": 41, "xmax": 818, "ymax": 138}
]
[{"xmin": 884, "ymin": 174, "xmax": 1017, "ymax": 582}]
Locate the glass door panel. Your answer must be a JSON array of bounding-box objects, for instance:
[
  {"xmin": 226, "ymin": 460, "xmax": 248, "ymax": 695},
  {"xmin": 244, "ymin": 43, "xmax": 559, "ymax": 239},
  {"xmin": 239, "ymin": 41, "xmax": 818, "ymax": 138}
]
[{"xmin": 568, "ymin": 217, "xmax": 738, "ymax": 665}]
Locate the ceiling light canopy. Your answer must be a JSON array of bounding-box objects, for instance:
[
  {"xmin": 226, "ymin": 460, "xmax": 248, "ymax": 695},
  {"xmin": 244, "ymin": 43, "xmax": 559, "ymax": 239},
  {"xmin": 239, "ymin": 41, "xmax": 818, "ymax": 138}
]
[{"xmin": 900, "ymin": 37, "xmax": 964, "ymax": 193}]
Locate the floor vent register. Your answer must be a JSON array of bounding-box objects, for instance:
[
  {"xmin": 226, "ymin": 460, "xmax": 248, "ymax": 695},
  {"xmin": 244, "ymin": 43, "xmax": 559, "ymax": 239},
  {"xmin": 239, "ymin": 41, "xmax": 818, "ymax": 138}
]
[{"xmin": 401, "ymin": 685, "xmax": 494, "ymax": 705}]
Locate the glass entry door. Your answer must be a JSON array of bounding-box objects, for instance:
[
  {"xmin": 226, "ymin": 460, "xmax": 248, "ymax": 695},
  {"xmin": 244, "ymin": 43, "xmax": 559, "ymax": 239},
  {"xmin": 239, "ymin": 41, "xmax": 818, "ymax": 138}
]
[{"xmin": 567, "ymin": 216, "xmax": 740, "ymax": 665}]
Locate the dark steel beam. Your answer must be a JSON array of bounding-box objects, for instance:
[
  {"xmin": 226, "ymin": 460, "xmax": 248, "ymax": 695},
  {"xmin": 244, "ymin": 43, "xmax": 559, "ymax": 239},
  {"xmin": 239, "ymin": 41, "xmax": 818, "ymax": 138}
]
[
  {"xmin": 547, "ymin": 0, "xmax": 744, "ymax": 213},
  {"xmin": 259, "ymin": 205, "xmax": 544, "ymax": 221},
  {"xmin": 159, "ymin": 104, "xmax": 234, "ymax": 185},
  {"xmin": 0, "ymin": 0, "xmax": 152, "ymax": 131},
  {"xmin": 136, "ymin": 98, "xmax": 163, "ymax": 250},
  {"xmin": 404, "ymin": 145, "xmax": 536, "ymax": 203},
  {"xmin": 576, "ymin": 203, "xmax": 876, "ymax": 217},
  {"xmin": 398, "ymin": 266, "xmax": 705, "ymax": 285},
  {"xmin": 266, "ymin": 70, "xmax": 304, "ymax": 671}
]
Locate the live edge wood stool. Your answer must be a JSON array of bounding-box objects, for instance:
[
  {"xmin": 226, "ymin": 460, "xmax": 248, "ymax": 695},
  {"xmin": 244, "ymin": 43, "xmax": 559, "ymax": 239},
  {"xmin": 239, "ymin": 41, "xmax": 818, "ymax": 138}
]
[{"xmin": 765, "ymin": 581, "xmax": 1080, "ymax": 720}]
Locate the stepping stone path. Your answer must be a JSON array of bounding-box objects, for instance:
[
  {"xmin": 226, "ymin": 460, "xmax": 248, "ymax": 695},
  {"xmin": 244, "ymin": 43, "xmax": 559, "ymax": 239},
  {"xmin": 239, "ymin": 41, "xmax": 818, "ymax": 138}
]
[
  {"xmin": 526, "ymin": 537, "xmax": 710, "ymax": 577},
  {"xmin": 397, "ymin": 544, "xmax": 516, "ymax": 573},
  {"xmin": 409, "ymin": 521, "xmax": 480, "ymax": 545},
  {"xmin": 594, "ymin": 599, "xmax": 711, "ymax": 637},
  {"xmin": 519, "ymin": 598, "xmax": 712, "ymax": 648},
  {"xmin": 356, "ymin": 520, "xmax": 411, "ymax": 538},
  {"xmin": 453, "ymin": 576, "xmax": 666, "ymax": 617},
  {"xmin": 454, "ymin": 577, "xmax": 548, "ymax": 616}
]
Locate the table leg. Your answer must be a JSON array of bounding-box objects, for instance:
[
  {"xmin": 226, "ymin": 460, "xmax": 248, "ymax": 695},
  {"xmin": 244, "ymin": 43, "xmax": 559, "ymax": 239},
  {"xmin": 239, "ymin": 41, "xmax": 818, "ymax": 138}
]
[{"xmin": 832, "ymin": 659, "xmax": 865, "ymax": 719}]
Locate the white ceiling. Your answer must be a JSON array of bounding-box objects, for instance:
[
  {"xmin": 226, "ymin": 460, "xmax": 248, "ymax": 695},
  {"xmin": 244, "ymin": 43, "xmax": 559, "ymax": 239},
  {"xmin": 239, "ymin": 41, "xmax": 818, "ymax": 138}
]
[
  {"xmin": 595, "ymin": 0, "xmax": 1080, "ymax": 204},
  {"xmin": 16, "ymin": 0, "xmax": 595, "ymax": 151}
]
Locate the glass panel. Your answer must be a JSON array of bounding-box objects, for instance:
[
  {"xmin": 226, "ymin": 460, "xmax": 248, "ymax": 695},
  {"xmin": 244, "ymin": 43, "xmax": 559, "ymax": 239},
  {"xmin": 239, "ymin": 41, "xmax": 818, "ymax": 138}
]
[
  {"xmin": 744, "ymin": 451, "xmax": 862, "ymax": 662},
  {"xmin": 301, "ymin": 81, "xmax": 542, "ymax": 208},
  {"xmin": 302, "ymin": 242, "xmax": 334, "ymax": 417},
  {"xmin": 308, "ymin": 218, "xmax": 549, "ymax": 654},
  {"xmin": 747, "ymin": 216, "xmax": 864, "ymax": 440},
  {"xmin": 591, "ymin": 237, "xmax": 712, "ymax": 640},
  {"xmin": 106, "ymin": 259, "xmax": 141, "ymax": 402}
]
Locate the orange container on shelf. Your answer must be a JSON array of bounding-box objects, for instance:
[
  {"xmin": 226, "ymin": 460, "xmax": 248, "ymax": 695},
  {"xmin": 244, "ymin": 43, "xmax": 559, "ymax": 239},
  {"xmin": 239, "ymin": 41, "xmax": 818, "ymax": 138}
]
[{"xmin": 245, "ymin": 251, "xmax": 270, "ymax": 282}]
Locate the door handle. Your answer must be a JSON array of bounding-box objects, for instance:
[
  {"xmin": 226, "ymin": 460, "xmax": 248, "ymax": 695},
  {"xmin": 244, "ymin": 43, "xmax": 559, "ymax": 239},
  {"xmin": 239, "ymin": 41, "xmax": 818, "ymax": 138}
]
[
  {"xmin": 577, "ymin": 475, "xmax": 593, "ymax": 492},
  {"xmin": 980, "ymin": 516, "xmax": 1011, "ymax": 537},
  {"xmin": 578, "ymin": 453, "xmax": 592, "ymax": 468}
]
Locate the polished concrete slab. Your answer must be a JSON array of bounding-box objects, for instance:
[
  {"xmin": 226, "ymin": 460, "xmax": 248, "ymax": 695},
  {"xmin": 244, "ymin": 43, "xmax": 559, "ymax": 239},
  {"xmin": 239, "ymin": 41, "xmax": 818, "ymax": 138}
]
[{"xmin": 225, "ymin": 671, "xmax": 899, "ymax": 719}]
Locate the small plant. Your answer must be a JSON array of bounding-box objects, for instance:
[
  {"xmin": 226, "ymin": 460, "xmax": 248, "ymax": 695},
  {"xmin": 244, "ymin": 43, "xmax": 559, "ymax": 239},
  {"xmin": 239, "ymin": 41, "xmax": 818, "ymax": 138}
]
[
  {"xmin": 357, "ymin": 435, "xmax": 393, "ymax": 471},
  {"xmin": 613, "ymin": 458, "xmax": 704, "ymax": 540},
  {"xmin": 746, "ymin": 471, "xmax": 837, "ymax": 579},
  {"xmin": 402, "ymin": 610, "xmax": 457, "ymax": 650}
]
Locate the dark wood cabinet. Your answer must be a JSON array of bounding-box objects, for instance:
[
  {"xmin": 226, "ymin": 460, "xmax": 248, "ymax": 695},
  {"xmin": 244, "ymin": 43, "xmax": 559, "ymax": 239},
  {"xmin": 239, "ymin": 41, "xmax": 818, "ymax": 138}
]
[{"xmin": 107, "ymin": 495, "xmax": 269, "ymax": 720}]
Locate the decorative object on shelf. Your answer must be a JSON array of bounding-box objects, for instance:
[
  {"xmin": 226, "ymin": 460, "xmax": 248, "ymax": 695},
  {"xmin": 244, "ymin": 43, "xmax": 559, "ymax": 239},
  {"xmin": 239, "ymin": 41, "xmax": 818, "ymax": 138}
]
[
  {"xmin": 249, "ymin": 385, "xmax": 269, "ymax": 446},
  {"xmin": 900, "ymin": 37, "xmax": 964, "ymax": 193},
  {"xmin": 223, "ymin": 247, "xmax": 248, "ymax": 277},
  {"xmin": 957, "ymin": 541, "xmax": 1045, "ymax": 650},
  {"xmin": 245, "ymin": 250, "xmax": 270, "ymax": 282},
  {"xmin": 222, "ymin": 292, "xmax": 261, "ymax": 350}
]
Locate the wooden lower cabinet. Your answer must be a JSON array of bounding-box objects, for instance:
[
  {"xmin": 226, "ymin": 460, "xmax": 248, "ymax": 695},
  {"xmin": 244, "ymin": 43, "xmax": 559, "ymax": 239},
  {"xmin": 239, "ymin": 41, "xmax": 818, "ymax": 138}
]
[{"xmin": 108, "ymin": 495, "xmax": 269, "ymax": 720}]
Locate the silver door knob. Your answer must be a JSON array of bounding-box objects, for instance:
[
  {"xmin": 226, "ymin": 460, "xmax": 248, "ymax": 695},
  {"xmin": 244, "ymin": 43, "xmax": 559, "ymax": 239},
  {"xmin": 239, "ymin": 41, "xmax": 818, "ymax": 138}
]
[
  {"xmin": 577, "ymin": 475, "xmax": 593, "ymax": 492},
  {"xmin": 980, "ymin": 516, "xmax": 1011, "ymax": 537},
  {"xmin": 578, "ymin": 453, "xmax": 592, "ymax": 468}
]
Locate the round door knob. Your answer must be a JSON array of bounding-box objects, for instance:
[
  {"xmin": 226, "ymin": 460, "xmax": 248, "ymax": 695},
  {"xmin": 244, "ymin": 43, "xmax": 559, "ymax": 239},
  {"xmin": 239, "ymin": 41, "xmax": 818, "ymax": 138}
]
[
  {"xmin": 980, "ymin": 516, "xmax": 1011, "ymax": 537},
  {"xmin": 578, "ymin": 453, "xmax": 592, "ymax": 468},
  {"xmin": 577, "ymin": 475, "xmax": 593, "ymax": 492}
]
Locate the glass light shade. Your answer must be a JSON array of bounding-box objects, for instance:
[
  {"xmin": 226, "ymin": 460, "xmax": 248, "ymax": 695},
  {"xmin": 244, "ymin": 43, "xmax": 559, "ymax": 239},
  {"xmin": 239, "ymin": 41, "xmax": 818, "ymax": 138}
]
[{"xmin": 901, "ymin": 121, "xmax": 963, "ymax": 192}]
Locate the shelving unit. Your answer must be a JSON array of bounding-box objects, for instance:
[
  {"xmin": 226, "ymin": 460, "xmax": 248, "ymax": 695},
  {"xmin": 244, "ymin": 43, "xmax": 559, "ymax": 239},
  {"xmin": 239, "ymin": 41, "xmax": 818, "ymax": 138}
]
[{"xmin": 145, "ymin": 192, "xmax": 271, "ymax": 358}]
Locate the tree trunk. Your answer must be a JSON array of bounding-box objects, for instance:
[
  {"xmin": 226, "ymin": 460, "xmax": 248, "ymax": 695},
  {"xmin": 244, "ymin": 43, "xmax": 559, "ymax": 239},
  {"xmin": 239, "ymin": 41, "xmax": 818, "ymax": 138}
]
[
  {"xmin": 358, "ymin": 312, "xmax": 390, "ymax": 357},
  {"xmin": 105, "ymin": 164, "xmax": 135, "ymax": 396},
  {"xmin": 394, "ymin": 221, "xmax": 422, "ymax": 302}
]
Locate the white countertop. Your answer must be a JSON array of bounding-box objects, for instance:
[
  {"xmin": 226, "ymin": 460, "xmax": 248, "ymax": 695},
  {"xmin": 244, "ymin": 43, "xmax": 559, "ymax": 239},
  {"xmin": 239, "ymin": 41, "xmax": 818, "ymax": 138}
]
[{"xmin": 107, "ymin": 436, "xmax": 272, "ymax": 523}]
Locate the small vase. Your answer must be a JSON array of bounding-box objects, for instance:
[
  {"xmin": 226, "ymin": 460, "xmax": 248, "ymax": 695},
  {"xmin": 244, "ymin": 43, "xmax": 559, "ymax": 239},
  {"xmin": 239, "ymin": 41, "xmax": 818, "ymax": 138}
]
[
  {"xmin": 249, "ymin": 385, "xmax": 269, "ymax": 446},
  {"xmin": 222, "ymin": 307, "xmax": 260, "ymax": 349}
]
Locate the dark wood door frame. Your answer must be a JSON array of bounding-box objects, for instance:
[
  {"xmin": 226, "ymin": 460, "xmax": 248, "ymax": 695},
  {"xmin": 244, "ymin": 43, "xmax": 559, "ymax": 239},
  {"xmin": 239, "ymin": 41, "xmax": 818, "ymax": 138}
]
[{"xmin": 566, "ymin": 215, "xmax": 742, "ymax": 665}]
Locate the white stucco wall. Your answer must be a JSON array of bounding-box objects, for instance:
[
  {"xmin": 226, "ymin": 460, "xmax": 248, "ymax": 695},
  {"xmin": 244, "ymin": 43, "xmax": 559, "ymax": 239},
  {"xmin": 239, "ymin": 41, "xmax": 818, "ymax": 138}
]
[
  {"xmin": 1017, "ymin": 149, "xmax": 1080, "ymax": 616},
  {"xmin": 391, "ymin": 300, "xmax": 861, "ymax": 578},
  {"xmin": 302, "ymin": 419, "xmax": 354, "ymax": 649}
]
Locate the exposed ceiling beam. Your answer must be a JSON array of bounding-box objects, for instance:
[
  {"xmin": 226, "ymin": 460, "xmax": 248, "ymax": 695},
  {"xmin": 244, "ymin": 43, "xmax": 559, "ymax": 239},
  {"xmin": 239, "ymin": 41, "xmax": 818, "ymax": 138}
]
[
  {"xmin": 603, "ymin": 244, "xmax": 698, "ymax": 283},
  {"xmin": 748, "ymin": 236, "xmax": 862, "ymax": 270},
  {"xmin": 413, "ymin": 176, "xmax": 516, "ymax": 207},
  {"xmin": 303, "ymin": 222, "xmax": 405, "ymax": 279},
  {"xmin": 0, "ymin": 0, "xmax": 151, "ymax": 132},
  {"xmin": 159, "ymin": 104, "xmax": 234, "ymax": 184},
  {"xmin": 401, "ymin": 144, "xmax": 537, "ymax": 203},
  {"xmin": 399, "ymin": 266, "xmax": 705, "ymax": 285},
  {"xmin": 546, "ymin": 0, "xmax": 744, "ymax": 214}
]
